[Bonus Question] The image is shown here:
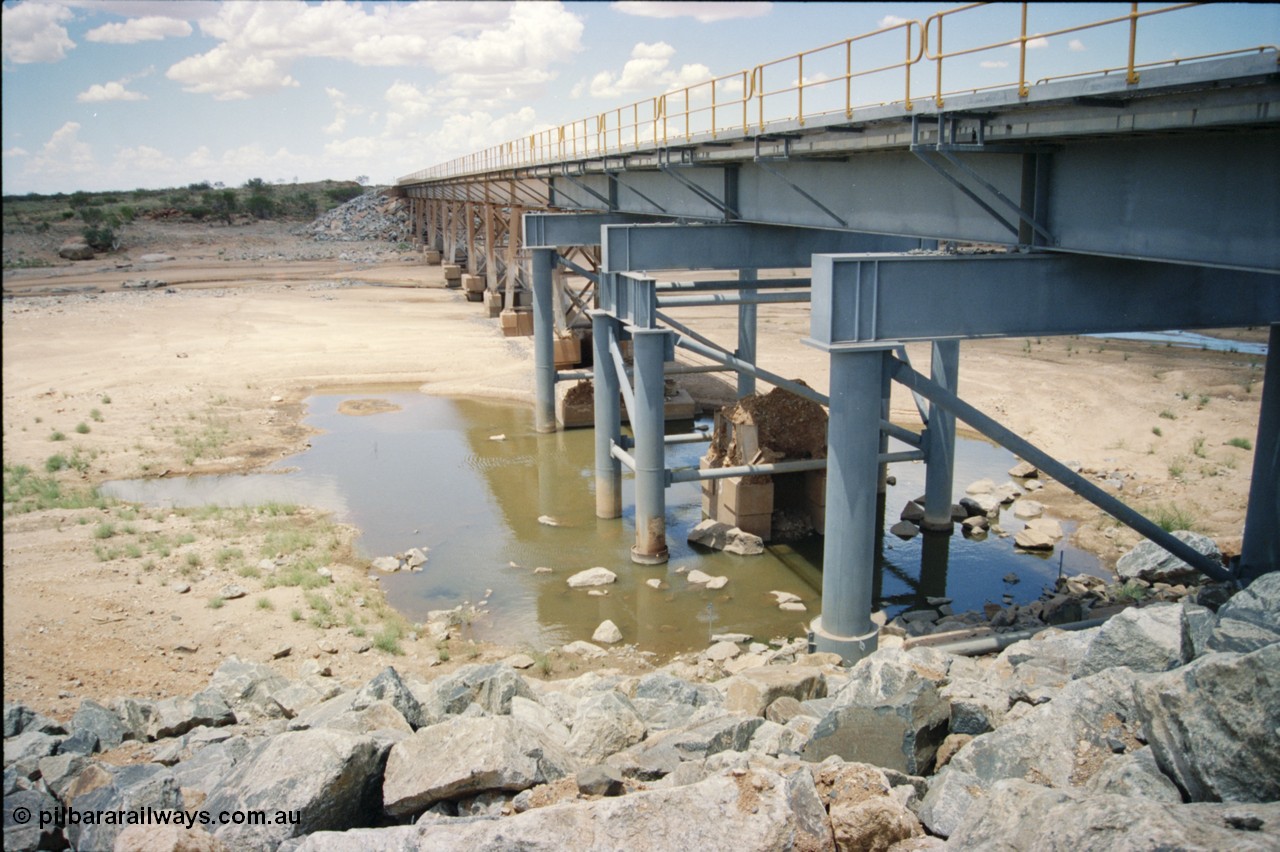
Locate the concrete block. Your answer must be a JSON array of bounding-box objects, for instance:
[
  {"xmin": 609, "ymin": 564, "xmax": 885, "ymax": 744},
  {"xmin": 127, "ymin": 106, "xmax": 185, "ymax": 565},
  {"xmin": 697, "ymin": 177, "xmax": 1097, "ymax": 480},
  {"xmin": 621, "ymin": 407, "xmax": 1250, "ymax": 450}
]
[
  {"xmin": 700, "ymin": 458, "xmax": 719, "ymax": 521},
  {"xmin": 517, "ymin": 311, "xmax": 534, "ymax": 336},
  {"xmin": 462, "ymin": 274, "xmax": 485, "ymax": 293},
  {"xmin": 805, "ymin": 470, "xmax": 827, "ymax": 507},
  {"xmin": 553, "ymin": 336, "xmax": 581, "ymax": 368},
  {"xmin": 721, "ymin": 477, "xmax": 774, "ymax": 517},
  {"xmin": 722, "ymin": 505, "xmax": 771, "ymax": 541},
  {"xmin": 499, "ymin": 311, "xmax": 521, "ymax": 337},
  {"xmin": 423, "ymin": 249, "xmax": 442, "ymax": 265},
  {"xmin": 486, "ymin": 290, "xmax": 504, "ymax": 318},
  {"xmin": 442, "ymin": 264, "xmax": 462, "ymax": 280},
  {"xmin": 557, "ymin": 395, "xmax": 593, "ymax": 429}
]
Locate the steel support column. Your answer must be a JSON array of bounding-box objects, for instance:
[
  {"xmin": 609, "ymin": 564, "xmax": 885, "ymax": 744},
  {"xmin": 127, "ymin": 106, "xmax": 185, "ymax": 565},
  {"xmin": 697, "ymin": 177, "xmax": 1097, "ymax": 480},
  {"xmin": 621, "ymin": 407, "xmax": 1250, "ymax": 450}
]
[
  {"xmin": 737, "ymin": 269, "xmax": 757, "ymax": 398},
  {"xmin": 1240, "ymin": 323, "xmax": 1280, "ymax": 581},
  {"xmin": 631, "ymin": 326, "xmax": 672, "ymax": 564},
  {"xmin": 878, "ymin": 359, "xmax": 892, "ymax": 494},
  {"xmin": 465, "ymin": 201, "xmax": 477, "ymax": 274},
  {"xmin": 922, "ymin": 340, "xmax": 959, "ymax": 531},
  {"xmin": 811, "ymin": 346, "xmax": 886, "ymax": 664},
  {"xmin": 532, "ymin": 247, "xmax": 557, "ymax": 433},
  {"xmin": 591, "ymin": 309, "xmax": 623, "ymax": 519}
]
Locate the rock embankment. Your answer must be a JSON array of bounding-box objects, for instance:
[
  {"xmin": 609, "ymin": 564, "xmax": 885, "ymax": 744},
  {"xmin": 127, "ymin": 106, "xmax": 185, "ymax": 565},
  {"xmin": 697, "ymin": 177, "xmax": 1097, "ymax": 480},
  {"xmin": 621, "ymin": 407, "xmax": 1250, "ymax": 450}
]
[
  {"xmin": 5, "ymin": 574, "xmax": 1278, "ymax": 851},
  {"xmin": 305, "ymin": 190, "xmax": 410, "ymax": 243}
]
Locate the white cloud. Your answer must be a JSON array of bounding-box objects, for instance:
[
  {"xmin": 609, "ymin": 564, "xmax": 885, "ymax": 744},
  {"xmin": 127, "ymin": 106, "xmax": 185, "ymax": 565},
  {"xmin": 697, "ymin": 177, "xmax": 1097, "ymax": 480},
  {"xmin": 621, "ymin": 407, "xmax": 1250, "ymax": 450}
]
[
  {"xmin": 878, "ymin": 14, "xmax": 910, "ymax": 29},
  {"xmin": 588, "ymin": 41, "xmax": 712, "ymax": 99},
  {"xmin": 2, "ymin": 1, "xmax": 75, "ymax": 64},
  {"xmin": 3, "ymin": 147, "xmax": 31, "ymax": 158},
  {"xmin": 23, "ymin": 122, "xmax": 97, "ymax": 183},
  {"xmin": 1069, "ymin": 39, "xmax": 1086, "ymax": 52},
  {"xmin": 382, "ymin": 81, "xmax": 434, "ymax": 135},
  {"xmin": 77, "ymin": 80, "xmax": 148, "ymax": 102},
  {"xmin": 85, "ymin": 16, "xmax": 192, "ymax": 43},
  {"xmin": 1009, "ymin": 36, "xmax": 1050, "ymax": 50},
  {"xmin": 168, "ymin": 1, "xmax": 582, "ymax": 102},
  {"xmin": 791, "ymin": 72, "xmax": 832, "ymax": 88},
  {"xmin": 612, "ymin": 2, "xmax": 772, "ymax": 24},
  {"xmin": 980, "ymin": 60, "xmax": 1009, "ymax": 69},
  {"xmin": 323, "ymin": 87, "xmax": 368, "ymax": 136},
  {"xmin": 167, "ymin": 44, "xmax": 298, "ymax": 100}
]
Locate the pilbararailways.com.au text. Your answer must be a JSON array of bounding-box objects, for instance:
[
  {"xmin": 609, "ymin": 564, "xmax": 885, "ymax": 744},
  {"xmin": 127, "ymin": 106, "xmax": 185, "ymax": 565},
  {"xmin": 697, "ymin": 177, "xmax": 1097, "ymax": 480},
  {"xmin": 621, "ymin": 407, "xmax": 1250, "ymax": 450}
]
[{"xmin": 13, "ymin": 805, "xmax": 301, "ymax": 831}]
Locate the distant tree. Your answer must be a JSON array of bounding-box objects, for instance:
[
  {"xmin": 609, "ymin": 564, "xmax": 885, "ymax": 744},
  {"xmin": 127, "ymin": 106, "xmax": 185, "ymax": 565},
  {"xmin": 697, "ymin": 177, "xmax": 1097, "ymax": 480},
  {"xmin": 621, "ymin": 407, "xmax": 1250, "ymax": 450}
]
[
  {"xmin": 188, "ymin": 181, "xmax": 211, "ymax": 191},
  {"xmin": 244, "ymin": 177, "xmax": 270, "ymax": 194},
  {"xmin": 245, "ymin": 192, "xmax": 276, "ymax": 220},
  {"xmin": 324, "ymin": 186, "xmax": 364, "ymax": 205},
  {"xmin": 213, "ymin": 181, "xmax": 225, "ymax": 189},
  {"xmin": 288, "ymin": 192, "xmax": 318, "ymax": 218},
  {"xmin": 356, "ymin": 175, "xmax": 370, "ymax": 186},
  {"xmin": 204, "ymin": 189, "xmax": 238, "ymax": 224},
  {"xmin": 69, "ymin": 191, "xmax": 91, "ymax": 208}
]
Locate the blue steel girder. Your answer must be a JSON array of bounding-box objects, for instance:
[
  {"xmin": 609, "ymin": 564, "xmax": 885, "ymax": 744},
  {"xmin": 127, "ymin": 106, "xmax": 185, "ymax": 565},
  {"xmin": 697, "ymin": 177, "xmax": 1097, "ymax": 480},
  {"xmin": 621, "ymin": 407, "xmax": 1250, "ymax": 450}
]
[
  {"xmin": 808, "ymin": 253, "xmax": 1280, "ymax": 348},
  {"xmin": 549, "ymin": 164, "xmax": 732, "ymax": 221},
  {"xmin": 1048, "ymin": 131, "xmax": 1280, "ymax": 272},
  {"xmin": 523, "ymin": 212, "xmax": 670, "ymax": 248},
  {"xmin": 601, "ymin": 222, "xmax": 924, "ymax": 274},
  {"xmin": 568, "ymin": 125, "xmax": 1280, "ymax": 271}
]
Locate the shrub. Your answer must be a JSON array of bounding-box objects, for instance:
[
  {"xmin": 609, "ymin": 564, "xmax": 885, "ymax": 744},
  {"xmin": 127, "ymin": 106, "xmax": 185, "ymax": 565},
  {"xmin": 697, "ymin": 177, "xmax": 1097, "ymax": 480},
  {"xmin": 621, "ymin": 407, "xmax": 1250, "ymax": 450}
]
[
  {"xmin": 1151, "ymin": 503, "xmax": 1197, "ymax": 532},
  {"xmin": 82, "ymin": 226, "xmax": 117, "ymax": 251}
]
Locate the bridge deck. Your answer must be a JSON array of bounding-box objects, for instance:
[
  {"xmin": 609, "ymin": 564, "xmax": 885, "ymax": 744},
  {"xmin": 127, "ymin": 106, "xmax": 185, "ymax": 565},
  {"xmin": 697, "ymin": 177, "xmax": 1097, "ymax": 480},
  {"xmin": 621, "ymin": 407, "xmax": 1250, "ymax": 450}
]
[{"xmin": 393, "ymin": 3, "xmax": 1280, "ymax": 662}]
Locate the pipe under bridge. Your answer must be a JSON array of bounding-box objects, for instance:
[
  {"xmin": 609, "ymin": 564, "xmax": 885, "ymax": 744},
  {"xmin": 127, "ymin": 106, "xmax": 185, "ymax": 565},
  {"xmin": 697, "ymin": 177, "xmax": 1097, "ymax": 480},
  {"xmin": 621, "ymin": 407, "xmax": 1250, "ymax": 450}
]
[{"xmin": 398, "ymin": 3, "xmax": 1280, "ymax": 663}]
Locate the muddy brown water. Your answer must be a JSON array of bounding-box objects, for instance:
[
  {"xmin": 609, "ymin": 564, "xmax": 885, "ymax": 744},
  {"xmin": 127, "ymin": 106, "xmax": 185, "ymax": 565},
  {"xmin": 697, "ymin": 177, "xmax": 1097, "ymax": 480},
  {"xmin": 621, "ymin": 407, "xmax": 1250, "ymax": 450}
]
[{"xmin": 102, "ymin": 391, "xmax": 1105, "ymax": 654}]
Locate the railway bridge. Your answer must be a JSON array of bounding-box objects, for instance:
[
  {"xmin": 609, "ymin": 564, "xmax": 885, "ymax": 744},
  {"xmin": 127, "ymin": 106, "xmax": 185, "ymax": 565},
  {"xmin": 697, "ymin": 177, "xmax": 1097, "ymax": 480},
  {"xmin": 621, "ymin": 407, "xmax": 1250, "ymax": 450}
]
[{"xmin": 396, "ymin": 4, "xmax": 1280, "ymax": 662}]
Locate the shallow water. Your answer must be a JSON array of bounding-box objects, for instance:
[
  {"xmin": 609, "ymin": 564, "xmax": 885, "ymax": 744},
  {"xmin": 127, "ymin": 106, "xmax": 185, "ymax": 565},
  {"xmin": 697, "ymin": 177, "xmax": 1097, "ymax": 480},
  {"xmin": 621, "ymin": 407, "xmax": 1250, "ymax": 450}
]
[
  {"xmin": 1088, "ymin": 330, "xmax": 1267, "ymax": 355},
  {"xmin": 103, "ymin": 392, "xmax": 1104, "ymax": 653}
]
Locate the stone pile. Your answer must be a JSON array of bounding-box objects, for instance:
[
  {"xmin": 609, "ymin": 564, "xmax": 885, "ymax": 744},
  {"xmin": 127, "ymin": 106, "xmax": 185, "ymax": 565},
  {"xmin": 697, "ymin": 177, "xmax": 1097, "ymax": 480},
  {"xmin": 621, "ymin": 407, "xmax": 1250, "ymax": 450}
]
[
  {"xmin": 4, "ymin": 573, "xmax": 1277, "ymax": 851},
  {"xmin": 306, "ymin": 190, "xmax": 411, "ymax": 243}
]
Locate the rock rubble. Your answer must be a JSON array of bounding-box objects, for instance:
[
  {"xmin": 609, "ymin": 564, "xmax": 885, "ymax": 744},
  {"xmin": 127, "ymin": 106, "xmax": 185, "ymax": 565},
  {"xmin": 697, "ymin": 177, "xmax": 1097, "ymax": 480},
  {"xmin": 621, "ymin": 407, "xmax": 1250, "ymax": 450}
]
[
  {"xmin": 305, "ymin": 190, "xmax": 411, "ymax": 243},
  {"xmin": 4, "ymin": 573, "xmax": 1276, "ymax": 850}
]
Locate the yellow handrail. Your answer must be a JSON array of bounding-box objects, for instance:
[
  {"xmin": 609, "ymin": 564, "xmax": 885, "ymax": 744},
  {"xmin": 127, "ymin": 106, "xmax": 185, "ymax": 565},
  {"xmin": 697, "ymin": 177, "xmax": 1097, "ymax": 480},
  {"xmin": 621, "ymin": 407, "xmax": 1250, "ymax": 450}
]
[{"xmin": 401, "ymin": 2, "xmax": 1263, "ymax": 182}]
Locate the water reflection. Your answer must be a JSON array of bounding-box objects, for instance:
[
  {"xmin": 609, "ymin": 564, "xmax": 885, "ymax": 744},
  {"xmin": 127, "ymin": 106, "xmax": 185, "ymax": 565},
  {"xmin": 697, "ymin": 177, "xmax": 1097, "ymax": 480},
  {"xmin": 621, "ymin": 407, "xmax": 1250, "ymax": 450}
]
[{"xmin": 102, "ymin": 391, "xmax": 1104, "ymax": 653}]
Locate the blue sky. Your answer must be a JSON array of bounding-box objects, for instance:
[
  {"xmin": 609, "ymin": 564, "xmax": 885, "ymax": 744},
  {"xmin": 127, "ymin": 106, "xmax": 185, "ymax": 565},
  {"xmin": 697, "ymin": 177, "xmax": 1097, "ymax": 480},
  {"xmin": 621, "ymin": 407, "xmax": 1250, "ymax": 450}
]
[{"xmin": 3, "ymin": 1, "xmax": 1276, "ymax": 195}]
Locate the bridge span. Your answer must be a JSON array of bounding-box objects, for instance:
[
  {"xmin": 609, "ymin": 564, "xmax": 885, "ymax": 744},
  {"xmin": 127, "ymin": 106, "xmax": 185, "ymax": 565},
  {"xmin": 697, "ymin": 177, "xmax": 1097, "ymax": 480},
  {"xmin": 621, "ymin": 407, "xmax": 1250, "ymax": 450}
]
[{"xmin": 396, "ymin": 4, "xmax": 1280, "ymax": 662}]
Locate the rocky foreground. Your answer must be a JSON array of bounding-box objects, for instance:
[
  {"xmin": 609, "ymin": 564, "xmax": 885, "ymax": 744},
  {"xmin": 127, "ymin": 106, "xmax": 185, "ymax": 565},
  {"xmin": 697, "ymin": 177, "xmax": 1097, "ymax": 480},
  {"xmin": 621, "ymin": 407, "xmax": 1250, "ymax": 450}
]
[{"xmin": 5, "ymin": 572, "xmax": 1278, "ymax": 851}]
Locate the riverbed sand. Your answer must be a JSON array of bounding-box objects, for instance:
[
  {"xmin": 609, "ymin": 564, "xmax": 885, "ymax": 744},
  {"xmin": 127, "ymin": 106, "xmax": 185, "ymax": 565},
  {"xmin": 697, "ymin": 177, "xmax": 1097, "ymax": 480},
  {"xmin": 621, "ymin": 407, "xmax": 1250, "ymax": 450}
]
[{"xmin": 3, "ymin": 220, "xmax": 1265, "ymax": 720}]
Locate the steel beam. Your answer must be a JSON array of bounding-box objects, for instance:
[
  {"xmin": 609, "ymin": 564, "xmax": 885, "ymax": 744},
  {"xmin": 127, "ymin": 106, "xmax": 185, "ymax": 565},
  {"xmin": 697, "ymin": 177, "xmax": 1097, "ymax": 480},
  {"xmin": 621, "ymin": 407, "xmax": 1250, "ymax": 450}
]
[
  {"xmin": 1047, "ymin": 132, "xmax": 1280, "ymax": 272},
  {"xmin": 524, "ymin": 212, "xmax": 668, "ymax": 248},
  {"xmin": 591, "ymin": 310, "xmax": 622, "ymax": 520},
  {"xmin": 602, "ymin": 223, "xmax": 924, "ymax": 274},
  {"xmin": 1240, "ymin": 323, "xmax": 1280, "ymax": 581},
  {"xmin": 810, "ymin": 253, "xmax": 1280, "ymax": 347}
]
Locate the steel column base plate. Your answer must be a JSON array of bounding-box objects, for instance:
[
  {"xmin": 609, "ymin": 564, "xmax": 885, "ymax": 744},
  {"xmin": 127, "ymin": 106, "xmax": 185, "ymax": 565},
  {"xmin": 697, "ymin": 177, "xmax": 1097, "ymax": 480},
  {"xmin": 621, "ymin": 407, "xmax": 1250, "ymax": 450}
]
[
  {"xmin": 808, "ymin": 616, "xmax": 879, "ymax": 666},
  {"xmin": 920, "ymin": 518, "xmax": 955, "ymax": 533},
  {"xmin": 630, "ymin": 545, "xmax": 669, "ymax": 565}
]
